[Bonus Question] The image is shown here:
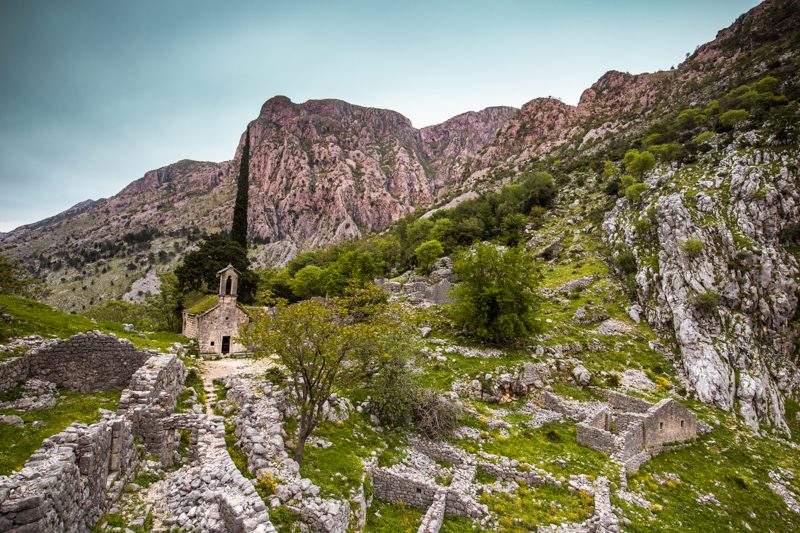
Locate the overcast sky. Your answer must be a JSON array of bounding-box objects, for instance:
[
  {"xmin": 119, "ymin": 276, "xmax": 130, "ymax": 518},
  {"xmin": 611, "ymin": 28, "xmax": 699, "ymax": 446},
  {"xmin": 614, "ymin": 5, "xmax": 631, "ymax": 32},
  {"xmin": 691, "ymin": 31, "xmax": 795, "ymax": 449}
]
[{"xmin": 0, "ymin": 0, "xmax": 760, "ymax": 232}]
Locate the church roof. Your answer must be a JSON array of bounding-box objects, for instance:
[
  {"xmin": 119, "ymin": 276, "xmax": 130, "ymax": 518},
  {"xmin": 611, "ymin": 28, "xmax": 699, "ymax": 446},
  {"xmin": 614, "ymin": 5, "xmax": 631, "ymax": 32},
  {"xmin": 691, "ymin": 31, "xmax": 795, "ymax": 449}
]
[{"xmin": 217, "ymin": 264, "xmax": 241, "ymax": 275}]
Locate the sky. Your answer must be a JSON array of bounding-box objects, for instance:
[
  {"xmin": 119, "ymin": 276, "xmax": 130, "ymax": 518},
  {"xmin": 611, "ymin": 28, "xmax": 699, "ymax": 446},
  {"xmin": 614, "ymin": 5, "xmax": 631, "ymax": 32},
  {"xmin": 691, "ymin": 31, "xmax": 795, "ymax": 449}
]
[{"xmin": 0, "ymin": 0, "xmax": 761, "ymax": 232}]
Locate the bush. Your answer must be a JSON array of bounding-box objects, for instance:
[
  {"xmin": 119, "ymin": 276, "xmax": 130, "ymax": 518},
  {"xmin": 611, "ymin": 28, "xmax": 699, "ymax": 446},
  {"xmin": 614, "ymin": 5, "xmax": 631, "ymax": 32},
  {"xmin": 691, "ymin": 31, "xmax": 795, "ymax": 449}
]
[
  {"xmin": 623, "ymin": 149, "xmax": 656, "ymax": 178},
  {"xmin": 369, "ymin": 360, "xmax": 461, "ymax": 439},
  {"xmin": 615, "ymin": 251, "xmax": 637, "ymax": 275},
  {"xmin": 693, "ymin": 290, "xmax": 720, "ymax": 313},
  {"xmin": 718, "ymin": 109, "xmax": 749, "ymax": 130},
  {"xmin": 412, "ymin": 388, "xmax": 462, "ymax": 440},
  {"xmin": 414, "ymin": 240, "xmax": 444, "ymax": 274},
  {"xmin": 625, "ymin": 183, "xmax": 648, "ymax": 204},
  {"xmin": 450, "ymin": 243, "xmax": 542, "ymax": 344},
  {"xmin": 680, "ymin": 238, "xmax": 705, "ymax": 258}
]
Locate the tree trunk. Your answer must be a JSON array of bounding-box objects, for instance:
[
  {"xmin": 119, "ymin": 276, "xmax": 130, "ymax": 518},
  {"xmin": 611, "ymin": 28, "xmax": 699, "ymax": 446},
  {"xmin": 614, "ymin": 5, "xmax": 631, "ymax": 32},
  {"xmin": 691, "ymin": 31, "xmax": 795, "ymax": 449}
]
[{"xmin": 294, "ymin": 431, "xmax": 308, "ymax": 465}]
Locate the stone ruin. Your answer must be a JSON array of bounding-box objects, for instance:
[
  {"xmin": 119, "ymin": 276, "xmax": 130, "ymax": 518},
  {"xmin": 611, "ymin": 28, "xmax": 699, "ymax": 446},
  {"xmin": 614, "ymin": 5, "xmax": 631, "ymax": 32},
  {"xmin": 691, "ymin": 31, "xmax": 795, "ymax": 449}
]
[
  {"xmin": 376, "ymin": 256, "xmax": 454, "ymax": 306},
  {"xmin": 574, "ymin": 389, "xmax": 698, "ymax": 472},
  {"xmin": 370, "ymin": 437, "xmax": 619, "ymax": 533},
  {"xmin": 0, "ymin": 332, "xmax": 186, "ymax": 532}
]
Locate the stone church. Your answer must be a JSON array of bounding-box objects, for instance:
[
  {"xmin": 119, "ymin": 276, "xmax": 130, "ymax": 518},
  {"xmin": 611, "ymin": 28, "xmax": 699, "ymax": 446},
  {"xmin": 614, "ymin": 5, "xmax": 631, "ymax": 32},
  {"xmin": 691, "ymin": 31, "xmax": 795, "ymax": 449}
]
[{"xmin": 182, "ymin": 264, "xmax": 250, "ymax": 356}]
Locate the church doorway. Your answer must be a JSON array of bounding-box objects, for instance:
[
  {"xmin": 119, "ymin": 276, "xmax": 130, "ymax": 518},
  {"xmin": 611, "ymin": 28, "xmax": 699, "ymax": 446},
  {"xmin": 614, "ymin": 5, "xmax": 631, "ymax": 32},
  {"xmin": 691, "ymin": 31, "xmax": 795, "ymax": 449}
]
[{"xmin": 221, "ymin": 336, "xmax": 231, "ymax": 355}]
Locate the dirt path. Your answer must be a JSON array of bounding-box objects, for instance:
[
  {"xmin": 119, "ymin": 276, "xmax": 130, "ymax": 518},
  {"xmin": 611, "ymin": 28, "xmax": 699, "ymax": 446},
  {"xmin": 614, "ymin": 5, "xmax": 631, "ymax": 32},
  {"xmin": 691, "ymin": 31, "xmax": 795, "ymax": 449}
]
[{"xmin": 200, "ymin": 357, "xmax": 276, "ymax": 413}]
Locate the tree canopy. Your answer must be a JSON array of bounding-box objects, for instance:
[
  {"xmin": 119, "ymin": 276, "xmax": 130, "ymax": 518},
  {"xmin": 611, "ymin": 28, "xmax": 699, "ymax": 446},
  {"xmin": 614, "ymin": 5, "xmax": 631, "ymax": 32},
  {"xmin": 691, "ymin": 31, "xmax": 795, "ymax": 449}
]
[
  {"xmin": 241, "ymin": 286, "xmax": 412, "ymax": 464},
  {"xmin": 450, "ymin": 243, "xmax": 542, "ymax": 344},
  {"xmin": 174, "ymin": 234, "xmax": 257, "ymax": 303}
]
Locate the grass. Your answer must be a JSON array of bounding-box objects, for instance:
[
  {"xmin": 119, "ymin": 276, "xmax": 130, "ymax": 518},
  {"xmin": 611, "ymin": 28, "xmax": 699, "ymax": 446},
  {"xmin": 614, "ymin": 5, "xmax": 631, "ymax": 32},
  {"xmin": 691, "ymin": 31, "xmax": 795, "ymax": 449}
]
[
  {"xmin": 479, "ymin": 483, "xmax": 594, "ymax": 531},
  {"xmin": 617, "ymin": 408, "xmax": 800, "ymax": 533},
  {"xmin": 0, "ymin": 294, "xmax": 187, "ymax": 352},
  {"xmin": 186, "ymin": 294, "xmax": 219, "ymax": 315},
  {"xmin": 268, "ymin": 505, "xmax": 304, "ymax": 532},
  {"xmin": 365, "ymin": 501, "xmax": 425, "ymax": 533},
  {"xmin": 0, "ymin": 389, "xmax": 120, "ymax": 475},
  {"xmin": 454, "ymin": 420, "xmax": 615, "ymax": 479},
  {"xmin": 176, "ymin": 367, "xmax": 206, "ymax": 413},
  {"xmin": 298, "ymin": 412, "xmax": 407, "ymax": 498}
]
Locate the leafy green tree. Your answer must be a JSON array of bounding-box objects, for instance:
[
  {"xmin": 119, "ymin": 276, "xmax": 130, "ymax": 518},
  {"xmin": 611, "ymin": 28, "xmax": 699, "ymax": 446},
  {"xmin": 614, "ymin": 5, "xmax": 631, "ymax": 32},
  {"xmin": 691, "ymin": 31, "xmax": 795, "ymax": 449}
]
[
  {"xmin": 500, "ymin": 213, "xmax": 528, "ymax": 246},
  {"xmin": 175, "ymin": 234, "xmax": 257, "ymax": 303},
  {"xmin": 290, "ymin": 265, "xmax": 325, "ymax": 299},
  {"xmin": 450, "ymin": 243, "xmax": 542, "ymax": 344},
  {"xmin": 231, "ymin": 126, "xmax": 251, "ymax": 247},
  {"xmin": 241, "ymin": 293, "xmax": 411, "ymax": 464},
  {"xmin": 257, "ymin": 267, "xmax": 296, "ymax": 304},
  {"xmin": 145, "ymin": 272, "xmax": 183, "ymax": 331},
  {"xmin": 414, "ymin": 240, "xmax": 444, "ymax": 274},
  {"xmin": 623, "ymin": 149, "xmax": 656, "ymax": 178},
  {"xmin": 430, "ymin": 218, "xmax": 456, "ymax": 248}
]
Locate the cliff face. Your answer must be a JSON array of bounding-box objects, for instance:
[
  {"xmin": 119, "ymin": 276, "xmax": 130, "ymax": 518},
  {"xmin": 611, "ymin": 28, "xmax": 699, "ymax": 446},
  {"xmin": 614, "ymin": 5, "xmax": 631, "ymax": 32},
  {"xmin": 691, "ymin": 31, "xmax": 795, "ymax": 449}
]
[
  {"xmin": 603, "ymin": 138, "xmax": 800, "ymax": 430},
  {"xmin": 0, "ymin": 100, "xmax": 516, "ymax": 306}
]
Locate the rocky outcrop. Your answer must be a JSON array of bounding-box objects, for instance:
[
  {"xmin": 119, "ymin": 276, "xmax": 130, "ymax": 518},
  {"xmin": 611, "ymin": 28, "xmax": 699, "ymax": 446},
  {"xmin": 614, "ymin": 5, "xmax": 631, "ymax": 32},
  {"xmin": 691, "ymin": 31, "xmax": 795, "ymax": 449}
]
[{"xmin": 603, "ymin": 138, "xmax": 800, "ymax": 429}]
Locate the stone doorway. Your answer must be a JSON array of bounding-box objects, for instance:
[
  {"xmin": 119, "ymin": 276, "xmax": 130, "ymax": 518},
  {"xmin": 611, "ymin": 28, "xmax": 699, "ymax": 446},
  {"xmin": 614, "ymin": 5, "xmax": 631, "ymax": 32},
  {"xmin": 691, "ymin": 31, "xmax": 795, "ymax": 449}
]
[{"xmin": 221, "ymin": 336, "xmax": 230, "ymax": 355}]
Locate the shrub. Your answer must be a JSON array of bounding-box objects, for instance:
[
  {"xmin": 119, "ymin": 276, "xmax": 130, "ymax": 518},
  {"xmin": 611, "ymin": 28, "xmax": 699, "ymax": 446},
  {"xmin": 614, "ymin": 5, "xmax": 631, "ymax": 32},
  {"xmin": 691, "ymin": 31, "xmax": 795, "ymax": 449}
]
[
  {"xmin": 625, "ymin": 183, "xmax": 648, "ymax": 204},
  {"xmin": 412, "ymin": 388, "xmax": 462, "ymax": 440},
  {"xmin": 718, "ymin": 109, "xmax": 749, "ymax": 130},
  {"xmin": 414, "ymin": 240, "xmax": 445, "ymax": 274},
  {"xmin": 623, "ymin": 149, "xmax": 656, "ymax": 178},
  {"xmin": 680, "ymin": 238, "xmax": 705, "ymax": 258},
  {"xmin": 450, "ymin": 243, "xmax": 542, "ymax": 344},
  {"xmin": 693, "ymin": 290, "xmax": 720, "ymax": 313},
  {"xmin": 615, "ymin": 251, "xmax": 637, "ymax": 275}
]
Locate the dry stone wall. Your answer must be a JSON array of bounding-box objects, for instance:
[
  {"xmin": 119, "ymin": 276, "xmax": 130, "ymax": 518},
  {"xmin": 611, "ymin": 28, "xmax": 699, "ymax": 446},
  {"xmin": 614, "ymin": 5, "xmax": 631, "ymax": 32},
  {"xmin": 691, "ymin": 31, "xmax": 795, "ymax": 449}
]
[
  {"xmin": 0, "ymin": 336, "xmax": 187, "ymax": 532},
  {"xmin": 118, "ymin": 353, "xmax": 186, "ymax": 465},
  {"xmin": 0, "ymin": 332, "xmax": 154, "ymax": 394},
  {"xmin": 0, "ymin": 412, "xmax": 137, "ymax": 533}
]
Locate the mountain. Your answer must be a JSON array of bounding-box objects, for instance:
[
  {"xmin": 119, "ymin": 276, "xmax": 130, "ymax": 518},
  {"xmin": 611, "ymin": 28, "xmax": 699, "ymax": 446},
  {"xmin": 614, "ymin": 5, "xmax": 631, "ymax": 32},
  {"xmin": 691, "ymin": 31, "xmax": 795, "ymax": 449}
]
[{"xmin": 1, "ymin": 0, "xmax": 798, "ymax": 429}]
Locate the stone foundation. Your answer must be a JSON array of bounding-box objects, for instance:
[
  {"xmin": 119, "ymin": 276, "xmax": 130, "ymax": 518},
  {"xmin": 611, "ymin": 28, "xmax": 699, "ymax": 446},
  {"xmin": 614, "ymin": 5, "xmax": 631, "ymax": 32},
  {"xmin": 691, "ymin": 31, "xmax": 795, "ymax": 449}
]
[
  {"xmin": 0, "ymin": 336, "xmax": 187, "ymax": 532},
  {"xmin": 0, "ymin": 331, "xmax": 155, "ymax": 394},
  {"xmin": 0, "ymin": 412, "xmax": 137, "ymax": 532}
]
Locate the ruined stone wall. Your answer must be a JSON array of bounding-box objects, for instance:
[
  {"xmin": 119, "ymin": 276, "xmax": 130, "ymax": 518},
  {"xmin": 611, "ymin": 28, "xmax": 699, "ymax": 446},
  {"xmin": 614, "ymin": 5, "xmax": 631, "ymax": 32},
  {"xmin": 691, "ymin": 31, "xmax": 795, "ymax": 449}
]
[
  {"xmin": 117, "ymin": 353, "xmax": 186, "ymax": 464},
  {"xmin": 31, "ymin": 332, "xmax": 152, "ymax": 391},
  {"xmin": 641, "ymin": 399, "xmax": 697, "ymax": 448},
  {"xmin": 418, "ymin": 488, "xmax": 447, "ymax": 533},
  {"xmin": 576, "ymin": 423, "xmax": 618, "ymax": 456},
  {"xmin": 0, "ymin": 412, "xmax": 137, "ymax": 533},
  {"xmin": 0, "ymin": 356, "xmax": 29, "ymax": 393},
  {"xmin": 595, "ymin": 388, "xmax": 652, "ymax": 413},
  {"xmin": 372, "ymin": 468, "xmax": 439, "ymax": 510},
  {"xmin": 615, "ymin": 412, "xmax": 647, "ymax": 433},
  {"xmin": 0, "ymin": 332, "xmax": 153, "ymax": 394}
]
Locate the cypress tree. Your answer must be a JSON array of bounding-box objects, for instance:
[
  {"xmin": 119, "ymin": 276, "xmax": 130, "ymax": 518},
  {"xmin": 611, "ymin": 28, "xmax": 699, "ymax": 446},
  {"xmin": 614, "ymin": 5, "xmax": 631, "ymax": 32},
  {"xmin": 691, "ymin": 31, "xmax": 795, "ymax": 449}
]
[{"xmin": 231, "ymin": 126, "xmax": 250, "ymax": 247}]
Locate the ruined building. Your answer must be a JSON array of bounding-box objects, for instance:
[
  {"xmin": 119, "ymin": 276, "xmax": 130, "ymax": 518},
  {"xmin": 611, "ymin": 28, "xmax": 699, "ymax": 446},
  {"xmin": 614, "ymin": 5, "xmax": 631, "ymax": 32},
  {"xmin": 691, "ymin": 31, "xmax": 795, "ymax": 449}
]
[
  {"xmin": 182, "ymin": 265, "xmax": 250, "ymax": 356},
  {"xmin": 576, "ymin": 390, "xmax": 698, "ymax": 471}
]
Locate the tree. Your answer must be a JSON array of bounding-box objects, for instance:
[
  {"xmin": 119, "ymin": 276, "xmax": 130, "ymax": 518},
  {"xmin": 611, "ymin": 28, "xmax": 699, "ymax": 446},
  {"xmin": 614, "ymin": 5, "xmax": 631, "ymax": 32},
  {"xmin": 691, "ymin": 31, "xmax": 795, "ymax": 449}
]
[
  {"xmin": 414, "ymin": 240, "xmax": 444, "ymax": 274},
  {"xmin": 241, "ymin": 291, "xmax": 411, "ymax": 465},
  {"xmin": 290, "ymin": 265, "xmax": 325, "ymax": 299},
  {"xmin": 500, "ymin": 213, "xmax": 528, "ymax": 246},
  {"xmin": 175, "ymin": 234, "xmax": 257, "ymax": 303},
  {"xmin": 450, "ymin": 243, "xmax": 542, "ymax": 344},
  {"xmin": 231, "ymin": 126, "xmax": 251, "ymax": 247},
  {"xmin": 623, "ymin": 149, "xmax": 656, "ymax": 178},
  {"xmin": 145, "ymin": 272, "xmax": 183, "ymax": 331}
]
